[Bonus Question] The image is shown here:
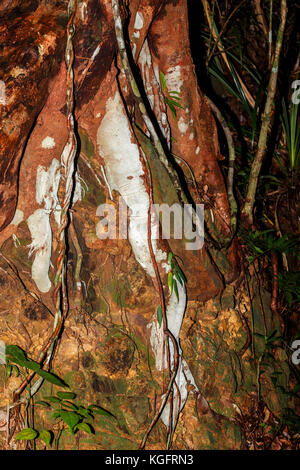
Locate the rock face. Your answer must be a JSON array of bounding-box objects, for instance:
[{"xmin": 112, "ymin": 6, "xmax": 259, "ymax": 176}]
[
  {"xmin": 0, "ymin": 1, "xmax": 67, "ymax": 231},
  {"xmin": 0, "ymin": 0, "xmax": 291, "ymax": 450}
]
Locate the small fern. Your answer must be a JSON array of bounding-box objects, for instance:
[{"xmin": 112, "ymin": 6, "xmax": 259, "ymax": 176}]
[
  {"xmin": 277, "ymin": 271, "xmax": 300, "ymax": 306},
  {"xmin": 160, "ymin": 71, "xmax": 183, "ymax": 119},
  {"xmin": 242, "ymin": 229, "xmax": 299, "ymax": 263}
]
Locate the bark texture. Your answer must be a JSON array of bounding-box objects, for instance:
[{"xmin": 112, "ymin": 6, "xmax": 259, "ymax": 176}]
[{"xmin": 0, "ymin": 0, "xmax": 290, "ymax": 450}]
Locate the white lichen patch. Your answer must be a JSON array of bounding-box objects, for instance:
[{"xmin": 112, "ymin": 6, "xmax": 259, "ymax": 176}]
[
  {"xmin": 134, "ymin": 11, "xmax": 144, "ymax": 30},
  {"xmin": 27, "ymin": 148, "xmax": 81, "ymax": 292},
  {"xmin": 196, "ymin": 146, "xmax": 200, "ymax": 155},
  {"xmin": 10, "ymin": 209, "xmax": 24, "ymax": 226},
  {"xmin": 147, "ymin": 320, "xmax": 166, "ymax": 371},
  {"xmin": 41, "ymin": 136, "xmax": 56, "ymax": 149},
  {"xmin": 27, "ymin": 159, "xmax": 61, "ymax": 292},
  {"xmin": 139, "ymin": 40, "xmax": 152, "ymax": 73},
  {"xmin": 73, "ymin": 174, "xmax": 84, "ymax": 205},
  {"xmin": 36, "ymin": 158, "xmax": 60, "ymax": 211},
  {"xmin": 166, "ymin": 283, "xmax": 186, "ymax": 340},
  {"xmin": 161, "ymin": 113, "xmax": 167, "ymax": 125},
  {"xmin": 153, "ymin": 64, "xmax": 160, "ymax": 85},
  {"xmin": 97, "ymin": 91, "xmax": 198, "ymax": 428},
  {"xmin": 27, "ymin": 209, "xmax": 52, "ymax": 293},
  {"xmin": 61, "ymin": 139, "xmax": 73, "ymax": 167},
  {"xmin": 160, "ymin": 282, "xmax": 198, "ymax": 426},
  {"xmin": 165, "ymin": 65, "xmax": 183, "ymax": 94},
  {"xmin": 79, "ymin": 1, "xmax": 88, "ymax": 21},
  {"xmin": 132, "ymin": 43, "xmax": 137, "ymax": 59},
  {"xmin": 153, "ymin": 247, "xmax": 167, "ymax": 264},
  {"xmin": 178, "ymin": 116, "xmax": 188, "ymax": 135},
  {"xmin": 189, "ymin": 132, "xmax": 194, "ymax": 141},
  {"xmin": 139, "ymin": 40, "xmax": 154, "ymax": 107},
  {"xmin": 97, "ymin": 91, "xmax": 155, "ymax": 277}
]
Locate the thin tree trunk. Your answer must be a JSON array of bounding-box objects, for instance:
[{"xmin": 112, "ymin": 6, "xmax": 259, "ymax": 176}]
[{"xmin": 242, "ymin": 0, "xmax": 287, "ymax": 226}]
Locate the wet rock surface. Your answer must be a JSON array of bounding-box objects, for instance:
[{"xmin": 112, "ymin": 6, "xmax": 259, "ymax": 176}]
[{"xmin": 0, "ymin": 0, "xmax": 294, "ymax": 450}]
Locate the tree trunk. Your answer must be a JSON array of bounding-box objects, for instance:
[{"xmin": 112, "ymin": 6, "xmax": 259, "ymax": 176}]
[{"xmin": 0, "ymin": 0, "xmax": 290, "ymax": 450}]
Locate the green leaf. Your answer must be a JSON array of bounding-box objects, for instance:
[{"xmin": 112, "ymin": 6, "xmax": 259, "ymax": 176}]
[
  {"xmin": 157, "ymin": 305, "xmax": 163, "ymax": 328},
  {"xmin": 168, "ymin": 105, "xmax": 177, "ymax": 119},
  {"xmin": 35, "ymin": 400, "xmax": 51, "ymax": 408},
  {"xmin": 59, "ymin": 410, "xmax": 81, "ymax": 430},
  {"xmin": 87, "ymin": 405, "xmax": 114, "ymax": 418},
  {"xmin": 173, "ymin": 279, "xmax": 179, "ymax": 302},
  {"xmin": 57, "ymin": 391, "xmax": 76, "ymax": 400},
  {"xmin": 168, "ymin": 272, "xmax": 173, "ymax": 294},
  {"xmin": 265, "ymin": 330, "xmax": 282, "ymax": 344},
  {"xmin": 254, "ymin": 332, "xmax": 264, "ymax": 338},
  {"xmin": 167, "ymin": 99, "xmax": 183, "ymax": 109},
  {"xmin": 5, "ymin": 345, "xmax": 28, "ymax": 367},
  {"xmin": 176, "ymin": 266, "xmax": 186, "ymax": 284},
  {"xmin": 77, "ymin": 406, "xmax": 91, "ymax": 417},
  {"xmin": 174, "ymin": 270, "xmax": 183, "ymax": 286},
  {"xmin": 160, "ymin": 70, "xmax": 167, "ymax": 91},
  {"xmin": 6, "ymin": 345, "xmax": 67, "ymax": 388},
  {"xmin": 15, "ymin": 428, "xmax": 38, "ymax": 440},
  {"xmin": 164, "ymin": 97, "xmax": 177, "ymax": 119},
  {"xmin": 61, "ymin": 401, "xmax": 78, "ymax": 411},
  {"xmin": 44, "ymin": 396, "xmax": 62, "ymax": 404},
  {"xmin": 259, "ymin": 422, "xmax": 267, "ymax": 428},
  {"xmin": 39, "ymin": 429, "xmax": 53, "ymax": 447},
  {"xmin": 6, "ymin": 365, "xmax": 12, "ymax": 378},
  {"xmin": 168, "ymin": 252, "xmax": 173, "ymax": 264},
  {"xmin": 266, "ymin": 329, "xmax": 278, "ymax": 341},
  {"xmin": 32, "ymin": 367, "xmax": 68, "ymax": 388},
  {"xmin": 75, "ymin": 423, "xmax": 94, "ymax": 435}
]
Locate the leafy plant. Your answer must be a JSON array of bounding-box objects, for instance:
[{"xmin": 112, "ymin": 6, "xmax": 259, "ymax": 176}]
[
  {"xmin": 242, "ymin": 229, "xmax": 299, "ymax": 264},
  {"xmin": 281, "ymin": 408, "xmax": 300, "ymax": 435},
  {"xmin": 160, "ymin": 71, "xmax": 183, "ymax": 119},
  {"xmin": 200, "ymin": 23, "xmax": 264, "ymax": 149},
  {"xmin": 15, "ymin": 392, "xmax": 114, "ymax": 448},
  {"xmin": 208, "ymin": 54, "xmax": 261, "ymax": 146},
  {"xmin": 277, "ymin": 271, "xmax": 300, "ymax": 306},
  {"xmin": 281, "ymin": 97, "xmax": 300, "ymax": 172},
  {"xmin": 5, "ymin": 345, "xmax": 67, "ymax": 388},
  {"xmin": 167, "ymin": 252, "xmax": 186, "ymax": 302},
  {"xmin": 16, "ymin": 428, "xmax": 39, "ymax": 441},
  {"xmin": 254, "ymin": 329, "xmax": 284, "ymax": 400},
  {"xmin": 156, "ymin": 252, "xmax": 186, "ymax": 328}
]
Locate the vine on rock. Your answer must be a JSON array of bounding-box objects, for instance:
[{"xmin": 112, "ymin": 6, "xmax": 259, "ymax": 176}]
[{"xmin": 9, "ymin": 0, "xmax": 78, "ymax": 430}]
